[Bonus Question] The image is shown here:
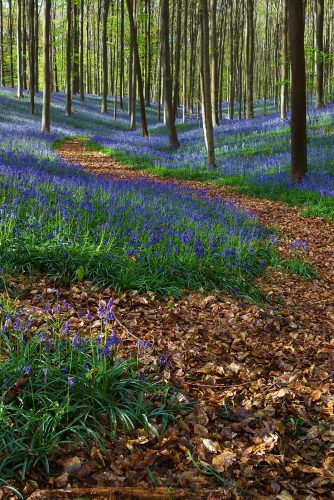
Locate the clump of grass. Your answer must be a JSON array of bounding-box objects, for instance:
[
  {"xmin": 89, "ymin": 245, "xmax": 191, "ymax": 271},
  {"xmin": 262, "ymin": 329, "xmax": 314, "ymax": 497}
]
[{"xmin": 0, "ymin": 298, "xmax": 187, "ymax": 482}]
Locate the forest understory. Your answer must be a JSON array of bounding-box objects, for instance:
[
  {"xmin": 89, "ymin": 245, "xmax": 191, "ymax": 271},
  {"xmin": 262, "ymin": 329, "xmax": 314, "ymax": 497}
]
[{"xmin": 2, "ymin": 137, "xmax": 332, "ymax": 499}]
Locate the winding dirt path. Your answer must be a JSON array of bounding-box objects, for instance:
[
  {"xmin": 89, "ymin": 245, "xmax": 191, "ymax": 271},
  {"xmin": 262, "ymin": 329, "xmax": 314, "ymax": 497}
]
[{"xmin": 54, "ymin": 138, "xmax": 334, "ymax": 497}]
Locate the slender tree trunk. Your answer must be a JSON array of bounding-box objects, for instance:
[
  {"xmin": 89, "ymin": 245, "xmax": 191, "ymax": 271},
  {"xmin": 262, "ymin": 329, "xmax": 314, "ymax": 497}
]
[
  {"xmin": 0, "ymin": 0, "xmax": 5, "ymax": 86},
  {"xmin": 210, "ymin": 0, "xmax": 219, "ymax": 126},
  {"xmin": 28, "ymin": 0, "xmax": 35, "ymax": 113},
  {"xmin": 288, "ymin": 0, "xmax": 307, "ymax": 182},
  {"xmin": 65, "ymin": 0, "xmax": 72, "ymax": 115},
  {"xmin": 182, "ymin": 0, "xmax": 188, "ymax": 122},
  {"xmin": 23, "ymin": 0, "xmax": 28, "ymax": 89},
  {"xmin": 172, "ymin": 0, "xmax": 181, "ymax": 118},
  {"xmin": 160, "ymin": 0, "xmax": 179, "ymax": 147},
  {"xmin": 17, "ymin": 0, "xmax": 24, "ymax": 97},
  {"xmin": 316, "ymin": 0, "xmax": 324, "ymax": 107},
  {"xmin": 200, "ymin": 0, "xmax": 216, "ymax": 166},
  {"xmin": 128, "ymin": 0, "xmax": 136, "ymax": 128},
  {"xmin": 101, "ymin": 0, "xmax": 110, "ymax": 112},
  {"xmin": 34, "ymin": 0, "xmax": 38, "ymax": 91},
  {"xmin": 246, "ymin": 0, "xmax": 254, "ymax": 118},
  {"xmin": 126, "ymin": 0, "xmax": 149, "ymax": 137},
  {"xmin": 280, "ymin": 0, "xmax": 289, "ymax": 120},
  {"xmin": 228, "ymin": 5, "xmax": 235, "ymax": 120},
  {"xmin": 9, "ymin": 0, "xmax": 14, "ymax": 87},
  {"xmin": 120, "ymin": 0, "xmax": 124, "ymax": 108},
  {"xmin": 41, "ymin": 0, "xmax": 51, "ymax": 132},
  {"xmin": 79, "ymin": 0, "xmax": 85, "ymax": 101}
]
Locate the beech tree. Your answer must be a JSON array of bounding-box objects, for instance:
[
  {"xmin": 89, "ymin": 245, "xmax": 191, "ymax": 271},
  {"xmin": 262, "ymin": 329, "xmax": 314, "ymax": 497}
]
[
  {"xmin": 16, "ymin": 0, "xmax": 24, "ymax": 97},
  {"xmin": 160, "ymin": 0, "xmax": 179, "ymax": 147},
  {"xmin": 126, "ymin": 0, "xmax": 149, "ymax": 137},
  {"xmin": 41, "ymin": 0, "xmax": 51, "ymax": 132},
  {"xmin": 65, "ymin": 0, "xmax": 72, "ymax": 116},
  {"xmin": 101, "ymin": 0, "xmax": 110, "ymax": 113},
  {"xmin": 316, "ymin": 0, "xmax": 325, "ymax": 108},
  {"xmin": 200, "ymin": 0, "xmax": 216, "ymax": 166},
  {"xmin": 288, "ymin": 0, "xmax": 307, "ymax": 182}
]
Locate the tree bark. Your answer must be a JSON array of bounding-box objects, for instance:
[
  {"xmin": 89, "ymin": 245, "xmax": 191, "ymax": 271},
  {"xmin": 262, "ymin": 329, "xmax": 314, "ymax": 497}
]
[
  {"xmin": 120, "ymin": 0, "xmax": 124, "ymax": 108},
  {"xmin": 288, "ymin": 0, "xmax": 307, "ymax": 182},
  {"xmin": 246, "ymin": 0, "xmax": 254, "ymax": 118},
  {"xmin": 34, "ymin": 0, "xmax": 38, "ymax": 91},
  {"xmin": 316, "ymin": 0, "xmax": 324, "ymax": 107},
  {"xmin": 200, "ymin": 0, "xmax": 216, "ymax": 166},
  {"xmin": 101, "ymin": 0, "xmax": 110, "ymax": 113},
  {"xmin": 160, "ymin": 0, "xmax": 179, "ymax": 147},
  {"xmin": 65, "ymin": 0, "xmax": 72, "ymax": 115},
  {"xmin": 280, "ymin": 0, "xmax": 289, "ymax": 120},
  {"xmin": 126, "ymin": 0, "xmax": 149, "ymax": 137},
  {"xmin": 41, "ymin": 0, "xmax": 51, "ymax": 132},
  {"xmin": 182, "ymin": 0, "xmax": 188, "ymax": 122},
  {"xmin": 172, "ymin": 0, "xmax": 181, "ymax": 118},
  {"xmin": 210, "ymin": 0, "xmax": 219, "ymax": 126},
  {"xmin": 79, "ymin": 0, "xmax": 84, "ymax": 101},
  {"xmin": 28, "ymin": 0, "xmax": 35, "ymax": 113},
  {"xmin": 0, "ymin": 0, "xmax": 5, "ymax": 86},
  {"xmin": 72, "ymin": 2, "xmax": 80, "ymax": 94},
  {"xmin": 17, "ymin": 0, "xmax": 24, "ymax": 97}
]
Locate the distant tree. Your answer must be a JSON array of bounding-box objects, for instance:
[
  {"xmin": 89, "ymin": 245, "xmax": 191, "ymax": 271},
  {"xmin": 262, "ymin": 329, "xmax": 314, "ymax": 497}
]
[
  {"xmin": 280, "ymin": 0, "xmax": 289, "ymax": 120},
  {"xmin": 34, "ymin": 0, "xmax": 38, "ymax": 91},
  {"xmin": 41, "ymin": 0, "xmax": 51, "ymax": 132},
  {"xmin": 16, "ymin": 0, "xmax": 24, "ymax": 97},
  {"xmin": 288, "ymin": 0, "xmax": 307, "ymax": 182},
  {"xmin": 79, "ymin": 0, "xmax": 84, "ymax": 101},
  {"xmin": 28, "ymin": 0, "xmax": 35, "ymax": 113},
  {"xmin": 126, "ymin": 0, "xmax": 149, "ymax": 137},
  {"xmin": 246, "ymin": 0, "xmax": 254, "ymax": 118},
  {"xmin": 65, "ymin": 0, "xmax": 72, "ymax": 116},
  {"xmin": 160, "ymin": 0, "xmax": 179, "ymax": 147},
  {"xmin": 315, "ymin": 0, "xmax": 324, "ymax": 108},
  {"xmin": 199, "ymin": 0, "xmax": 216, "ymax": 166},
  {"xmin": 0, "ymin": 0, "xmax": 5, "ymax": 86},
  {"xmin": 101, "ymin": 0, "xmax": 110, "ymax": 113},
  {"xmin": 210, "ymin": 0, "xmax": 219, "ymax": 126}
]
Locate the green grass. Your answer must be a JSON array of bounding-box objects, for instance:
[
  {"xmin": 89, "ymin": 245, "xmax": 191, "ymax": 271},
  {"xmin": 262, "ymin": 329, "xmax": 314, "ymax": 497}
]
[{"xmin": 85, "ymin": 140, "xmax": 334, "ymax": 222}]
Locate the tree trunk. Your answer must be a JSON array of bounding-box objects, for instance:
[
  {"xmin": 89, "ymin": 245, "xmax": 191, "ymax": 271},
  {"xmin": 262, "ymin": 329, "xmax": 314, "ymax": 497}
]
[
  {"xmin": 210, "ymin": 0, "xmax": 219, "ymax": 126},
  {"xmin": 41, "ymin": 0, "xmax": 51, "ymax": 132},
  {"xmin": 101, "ymin": 0, "xmax": 110, "ymax": 113},
  {"xmin": 72, "ymin": 2, "xmax": 80, "ymax": 94},
  {"xmin": 228, "ymin": 4, "xmax": 235, "ymax": 120},
  {"xmin": 172, "ymin": 0, "xmax": 181, "ymax": 118},
  {"xmin": 28, "ymin": 0, "xmax": 35, "ymax": 113},
  {"xmin": 316, "ymin": 0, "xmax": 324, "ymax": 107},
  {"xmin": 120, "ymin": 0, "xmax": 124, "ymax": 108},
  {"xmin": 0, "ymin": 0, "xmax": 5, "ymax": 85},
  {"xmin": 182, "ymin": 0, "xmax": 188, "ymax": 122},
  {"xmin": 17, "ymin": 0, "xmax": 24, "ymax": 97},
  {"xmin": 288, "ymin": 0, "xmax": 307, "ymax": 182},
  {"xmin": 200, "ymin": 0, "xmax": 216, "ymax": 166},
  {"xmin": 246, "ymin": 0, "xmax": 254, "ymax": 118},
  {"xmin": 160, "ymin": 0, "xmax": 179, "ymax": 147},
  {"xmin": 79, "ymin": 0, "xmax": 84, "ymax": 101},
  {"xmin": 280, "ymin": 0, "xmax": 289, "ymax": 120},
  {"xmin": 65, "ymin": 0, "xmax": 72, "ymax": 116},
  {"xmin": 34, "ymin": 0, "xmax": 38, "ymax": 91},
  {"xmin": 126, "ymin": 0, "xmax": 149, "ymax": 137}
]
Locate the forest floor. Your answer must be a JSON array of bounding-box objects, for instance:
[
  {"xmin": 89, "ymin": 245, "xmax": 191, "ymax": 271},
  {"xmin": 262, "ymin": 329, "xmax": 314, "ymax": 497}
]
[{"xmin": 26, "ymin": 138, "xmax": 333, "ymax": 498}]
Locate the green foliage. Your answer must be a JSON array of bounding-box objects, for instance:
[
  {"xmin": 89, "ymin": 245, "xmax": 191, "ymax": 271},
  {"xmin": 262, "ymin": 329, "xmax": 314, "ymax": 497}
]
[{"xmin": 0, "ymin": 323, "xmax": 186, "ymax": 481}]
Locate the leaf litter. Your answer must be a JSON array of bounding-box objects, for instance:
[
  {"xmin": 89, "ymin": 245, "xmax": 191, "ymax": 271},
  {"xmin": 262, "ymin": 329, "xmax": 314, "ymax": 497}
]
[{"xmin": 1, "ymin": 139, "xmax": 333, "ymax": 499}]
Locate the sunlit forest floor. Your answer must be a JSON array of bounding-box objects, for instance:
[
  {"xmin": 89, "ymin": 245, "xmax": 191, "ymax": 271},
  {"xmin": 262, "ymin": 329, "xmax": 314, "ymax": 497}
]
[{"xmin": 0, "ymin": 88, "xmax": 333, "ymax": 498}]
